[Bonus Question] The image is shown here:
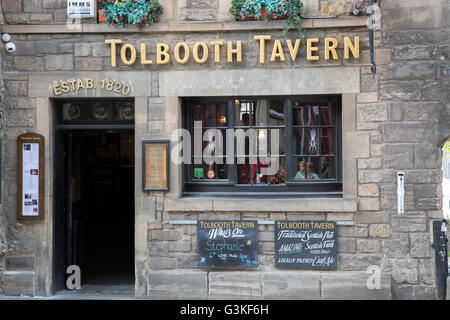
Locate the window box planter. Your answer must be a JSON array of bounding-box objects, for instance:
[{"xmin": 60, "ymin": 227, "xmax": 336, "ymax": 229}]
[
  {"xmin": 97, "ymin": 0, "xmax": 163, "ymax": 28},
  {"xmin": 239, "ymin": 5, "xmax": 287, "ymax": 21},
  {"xmin": 231, "ymin": 0, "xmax": 305, "ymax": 35}
]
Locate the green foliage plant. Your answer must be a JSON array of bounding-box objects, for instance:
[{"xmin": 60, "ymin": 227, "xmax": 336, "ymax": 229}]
[
  {"xmin": 230, "ymin": 0, "xmax": 305, "ymax": 36},
  {"xmin": 98, "ymin": 0, "xmax": 163, "ymax": 28}
]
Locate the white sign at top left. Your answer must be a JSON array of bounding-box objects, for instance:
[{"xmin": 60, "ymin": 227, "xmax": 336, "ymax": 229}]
[{"xmin": 67, "ymin": 0, "xmax": 96, "ymax": 18}]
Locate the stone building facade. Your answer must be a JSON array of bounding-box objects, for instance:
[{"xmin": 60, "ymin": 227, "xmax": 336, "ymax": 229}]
[{"xmin": 0, "ymin": 0, "xmax": 448, "ymax": 299}]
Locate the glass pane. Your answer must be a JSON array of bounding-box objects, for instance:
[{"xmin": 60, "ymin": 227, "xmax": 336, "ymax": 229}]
[
  {"xmin": 305, "ymin": 128, "xmax": 320, "ymax": 155},
  {"xmin": 319, "ymin": 157, "xmax": 335, "ymax": 180},
  {"xmin": 204, "ymin": 104, "xmax": 217, "ymax": 127},
  {"xmin": 116, "ymin": 101, "xmax": 134, "ymax": 120},
  {"xmin": 320, "ymin": 128, "xmax": 334, "ymax": 155},
  {"xmin": 202, "ymin": 129, "xmax": 226, "ymax": 166},
  {"xmin": 319, "ymin": 105, "xmax": 333, "ymax": 126},
  {"xmin": 268, "ymin": 100, "xmax": 284, "ymax": 126},
  {"xmin": 268, "ymin": 157, "xmax": 286, "ymax": 185},
  {"xmin": 293, "ymin": 104, "xmax": 310, "ymax": 126},
  {"xmin": 217, "ymin": 103, "xmax": 228, "ymax": 127},
  {"xmin": 254, "ymin": 99, "xmax": 268, "ymax": 127},
  {"xmin": 293, "ymin": 104, "xmax": 322, "ymax": 126},
  {"xmin": 92, "ymin": 102, "xmax": 114, "ymax": 120},
  {"xmin": 62, "ymin": 102, "xmax": 86, "ymax": 120},
  {"xmin": 292, "ymin": 157, "xmax": 321, "ymax": 181},
  {"xmin": 235, "ymin": 100, "xmax": 254, "ymax": 127},
  {"xmin": 237, "ymin": 163, "xmax": 251, "ymax": 184},
  {"xmin": 193, "ymin": 163, "xmax": 227, "ymax": 180}
]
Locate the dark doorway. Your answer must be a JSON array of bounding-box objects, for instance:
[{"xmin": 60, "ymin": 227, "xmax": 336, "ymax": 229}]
[{"xmin": 54, "ymin": 130, "xmax": 135, "ymax": 291}]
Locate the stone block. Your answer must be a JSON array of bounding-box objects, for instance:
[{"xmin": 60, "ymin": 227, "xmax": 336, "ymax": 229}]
[
  {"xmin": 3, "ymin": 0, "xmax": 21, "ymax": 12},
  {"xmin": 5, "ymin": 256, "xmax": 35, "ymax": 271},
  {"xmin": 358, "ymin": 184, "xmax": 379, "ymax": 197},
  {"xmin": 322, "ymin": 271, "xmax": 391, "ymax": 300},
  {"xmin": 358, "ymin": 158, "xmax": 382, "ymax": 170},
  {"xmin": 169, "ymin": 240, "xmax": 192, "ymax": 252},
  {"xmin": 147, "ymin": 270, "xmax": 207, "ymax": 299},
  {"xmin": 392, "ymin": 217, "xmax": 426, "ymax": 232},
  {"xmin": 382, "ymin": 62, "xmax": 437, "ymax": 81},
  {"xmin": 24, "ymin": 1, "xmax": 43, "ymax": 13},
  {"xmin": 44, "ymin": 55, "xmax": 73, "ymax": 71},
  {"xmin": 359, "ymin": 198, "xmax": 380, "ymax": 211},
  {"xmin": 383, "ymin": 123, "xmax": 436, "ymax": 143},
  {"xmin": 357, "ymin": 103, "xmax": 388, "ymax": 122},
  {"xmin": 148, "ymin": 241, "xmax": 169, "ymax": 256},
  {"xmin": 337, "ymin": 254, "xmax": 381, "ymax": 271},
  {"xmin": 75, "ymin": 59, "xmax": 104, "ymax": 71},
  {"xmin": 14, "ymin": 57, "xmax": 44, "ymax": 72},
  {"xmin": 410, "ymin": 233, "xmax": 432, "ymax": 258},
  {"xmin": 418, "ymin": 259, "xmax": 434, "ymax": 285},
  {"xmin": 414, "ymin": 143, "xmax": 440, "ymax": 169},
  {"xmin": 357, "ymin": 92, "xmax": 379, "ymax": 103},
  {"xmin": 392, "ymin": 45, "xmax": 435, "ymax": 61},
  {"xmin": 384, "ymin": 144, "xmax": 414, "ymax": 169},
  {"xmin": 357, "ymin": 239, "xmax": 381, "ymax": 253},
  {"xmin": 5, "ymin": 80, "xmax": 27, "ymax": 97},
  {"xmin": 209, "ymin": 272, "xmax": 262, "ymax": 299},
  {"xmin": 149, "ymin": 229, "xmax": 182, "ymax": 241},
  {"xmin": 6, "ymin": 109, "xmax": 35, "ymax": 127},
  {"xmin": 390, "ymin": 259, "xmax": 419, "ymax": 284},
  {"xmin": 338, "ymin": 238, "xmax": 356, "ymax": 253},
  {"xmin": 369, "ymin": 224, "xmax": 391, "ymax": 238},
  {"xmin": 148, "ymin": 257, "xmax": 177, "ymax": 269},
  {"xmin": 261, "ymin": 271, "xmax": 321, "ymax": 299},
  {"xmin": 355, "ymin": 213, "xmax": 389, "ymax": 224},
  {"xmin": 381, "ymin": 80, "xmax": 422, "ymax": 101},
  {"xmin": 390, "ymin": 102, "xmax": 438, "ymax": 122},
  {"xmin": 15, "ymin": 42, "xmax": 36, "ymax": 56},
  {"xmin": 382, "ymin": 233, "xmax": 409, "ymax": 258},
  {"xmin": 36, "ymin": 41, "xmax": 58, "ymax": 54},
  {"xmin": 3, "ymin": 271, "xmax": 35, "ymax": 296},
  {"xmin": 74, "ymin": 43, "xmax": 91, "ymax": 57}
]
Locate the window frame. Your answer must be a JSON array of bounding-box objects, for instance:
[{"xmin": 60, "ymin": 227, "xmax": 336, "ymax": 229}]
[{"xmin": 182, "ymin": 95, "xmax": 342, "ymax": 197}]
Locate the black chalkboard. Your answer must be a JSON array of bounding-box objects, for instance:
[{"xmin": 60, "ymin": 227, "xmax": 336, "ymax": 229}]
[
  {"xmin": 197, "ymin": 220, "xmax": 258, "ymax": 268},
  {"xmin": 275, "ymin": 220, "xmax": 337, "ymax": 270}
]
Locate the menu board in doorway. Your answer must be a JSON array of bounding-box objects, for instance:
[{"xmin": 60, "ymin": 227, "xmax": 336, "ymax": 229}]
[
  {"xmin": 197, "ymin": 220, "xmax": 258, "ymax": 269},
  {"xmin": 142, "ymin": 140, "xmax": 169, "ymax": 191},
  {"xmin": 275, "ymin": 220, "xmax": 337, "ymax": 270},
  {"xmin": 17, "ymin": 133, "xmax": 45, "ymax": 221}
]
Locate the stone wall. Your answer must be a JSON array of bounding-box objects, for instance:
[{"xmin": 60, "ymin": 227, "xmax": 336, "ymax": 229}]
[{"xmin": 375, "ymin": 0, "xmax": 449, "ymax": 299}]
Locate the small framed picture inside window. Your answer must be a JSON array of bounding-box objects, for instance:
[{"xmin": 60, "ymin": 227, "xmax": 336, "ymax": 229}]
[{"xmin": 142, "ymin": 140, "xmax": 170, "ymax": 191}]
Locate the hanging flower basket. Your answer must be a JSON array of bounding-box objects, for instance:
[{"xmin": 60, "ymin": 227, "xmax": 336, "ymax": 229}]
[
  {"xmin": 230, "ymin": 0, "xmax": 304, "ymax": 35},
  {"xmin": 97, "ymin": 0, "xmax": 163, "ymax": 28}
]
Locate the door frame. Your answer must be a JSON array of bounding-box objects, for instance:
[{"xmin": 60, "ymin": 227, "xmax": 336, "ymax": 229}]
[{"xmin": 52, "ymin": 98, "xmax": 135, "ymax": 293}]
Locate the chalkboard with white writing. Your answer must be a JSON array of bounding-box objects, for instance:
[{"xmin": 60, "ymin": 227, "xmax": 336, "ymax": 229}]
[
  {"xmin": 197, "ymin": 220, "xmax": 258, "ymax": 268},
  {"xmin": 275, "ymin": 220, "xmax": 337, "ymax": 270}
]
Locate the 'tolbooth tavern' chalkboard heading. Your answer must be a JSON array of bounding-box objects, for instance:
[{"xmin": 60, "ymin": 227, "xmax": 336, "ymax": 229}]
[{"xmin": 275, "ymin": 220, "xmax": 337, "ymax": 270}]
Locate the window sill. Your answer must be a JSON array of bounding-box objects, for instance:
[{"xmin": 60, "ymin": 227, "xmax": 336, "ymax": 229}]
[
  {"xmin": 2, "ymin": 17, "xmax": 368, "ymax": 34},
  {"xmin": 165, "ymin": 197, "xmax": 356, "ymax": 213}
]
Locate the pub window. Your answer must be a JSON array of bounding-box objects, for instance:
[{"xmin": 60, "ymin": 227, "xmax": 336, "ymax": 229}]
[{"xmin": 182, "ymin": 96, "xmax": 342, "ymax": 197}]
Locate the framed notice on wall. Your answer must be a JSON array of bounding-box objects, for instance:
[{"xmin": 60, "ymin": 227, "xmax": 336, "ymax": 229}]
[
  {"xmin": 17, "ymin": 133, "xmax": 45, "ymax": 221},
  {"xmin": 142, "ymin": 140, "xmax": 170, "ymax": 191}
]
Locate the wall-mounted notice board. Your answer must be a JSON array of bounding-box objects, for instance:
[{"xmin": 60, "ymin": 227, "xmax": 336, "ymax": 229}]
[
  {"xmin": 275, "ymin": 220, "xmax": 337, "ymax": 270},
  {"xmin": 17, "ymin": 133, "xmax": 45, "ymax": 221},
  {"xmin": 197, "ymin": 220, "xmax": 258, "ymax": 269}
]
